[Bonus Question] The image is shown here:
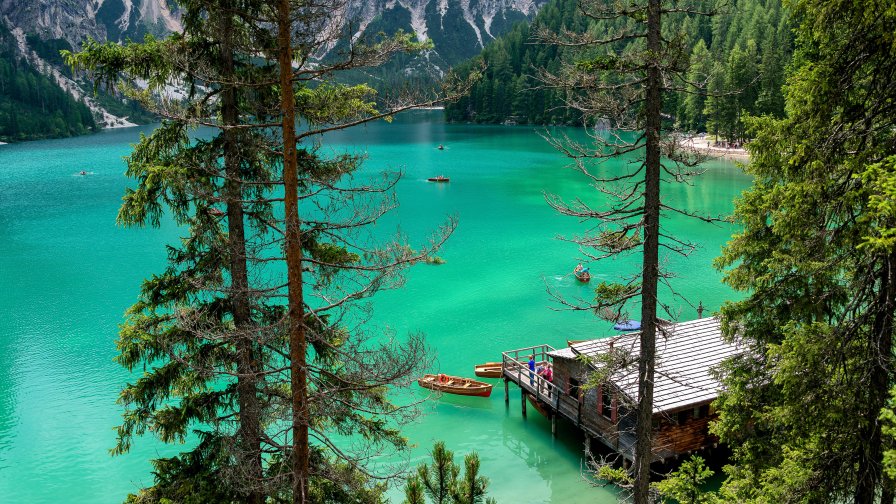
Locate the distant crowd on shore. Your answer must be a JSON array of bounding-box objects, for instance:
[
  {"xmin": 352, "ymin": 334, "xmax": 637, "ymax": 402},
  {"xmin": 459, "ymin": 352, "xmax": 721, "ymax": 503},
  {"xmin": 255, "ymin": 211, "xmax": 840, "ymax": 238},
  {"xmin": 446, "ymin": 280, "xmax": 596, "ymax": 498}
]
[{"xmin": 685, "ymin": 133, "xmax": 750, "ymax": 161}]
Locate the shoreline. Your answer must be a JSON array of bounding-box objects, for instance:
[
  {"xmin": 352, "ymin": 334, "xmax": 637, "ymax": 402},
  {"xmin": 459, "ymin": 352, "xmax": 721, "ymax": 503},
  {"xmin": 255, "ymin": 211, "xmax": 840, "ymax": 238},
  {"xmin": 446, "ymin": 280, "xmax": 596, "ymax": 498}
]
[{"xmin": 684, "ymin": 135, "xmax": 750, "ymax": 162}]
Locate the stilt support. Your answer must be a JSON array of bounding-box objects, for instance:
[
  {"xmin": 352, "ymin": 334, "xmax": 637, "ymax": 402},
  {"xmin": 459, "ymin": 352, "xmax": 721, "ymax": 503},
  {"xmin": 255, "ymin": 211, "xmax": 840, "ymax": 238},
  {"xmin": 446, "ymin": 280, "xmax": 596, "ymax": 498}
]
[
  {"xmin": 551, "ymin": 413, "xmax": 556, "ymax": 436},
  {"xmin": 504, "ymin": 378, "xmax": 509, "ymax": 404},
  {"xmin": 521, "ymin": 391, "xmax": 527, "ymax": 417}
]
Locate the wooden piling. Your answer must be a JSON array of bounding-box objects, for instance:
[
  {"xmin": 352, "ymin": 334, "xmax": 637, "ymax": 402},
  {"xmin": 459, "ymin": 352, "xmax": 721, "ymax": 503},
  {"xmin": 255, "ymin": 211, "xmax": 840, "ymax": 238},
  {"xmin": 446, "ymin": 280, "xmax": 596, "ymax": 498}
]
[
  {"xmin": 504, "ymin": 378, "xmax": 509, "ymax": 404},
  {"xmin": 521, "ymin": 391, "xmax": 527, "ymax": 417}
]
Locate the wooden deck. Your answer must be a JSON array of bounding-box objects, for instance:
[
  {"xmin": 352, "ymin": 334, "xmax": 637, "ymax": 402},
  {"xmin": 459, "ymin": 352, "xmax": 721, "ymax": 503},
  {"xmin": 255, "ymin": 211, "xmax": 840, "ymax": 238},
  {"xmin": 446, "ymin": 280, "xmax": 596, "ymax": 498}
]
[{"xmin": 501, "ymin": 344, "xmax": 637, "ymax": 461}]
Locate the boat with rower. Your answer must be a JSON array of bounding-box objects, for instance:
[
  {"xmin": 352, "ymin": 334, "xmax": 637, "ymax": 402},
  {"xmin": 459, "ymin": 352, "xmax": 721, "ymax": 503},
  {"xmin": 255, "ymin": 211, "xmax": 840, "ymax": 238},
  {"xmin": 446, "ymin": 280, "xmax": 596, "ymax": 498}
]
[
  {"xmin": 428, "ymin": 175, "xmax": 450, "ymax": 183},
  {"xmin": 573, "ymin": 264, "xmax": 591, "ymax": 282},
  {"xmin": 418, "ymin": 374, "xmax": 493, "ymax": 397}
]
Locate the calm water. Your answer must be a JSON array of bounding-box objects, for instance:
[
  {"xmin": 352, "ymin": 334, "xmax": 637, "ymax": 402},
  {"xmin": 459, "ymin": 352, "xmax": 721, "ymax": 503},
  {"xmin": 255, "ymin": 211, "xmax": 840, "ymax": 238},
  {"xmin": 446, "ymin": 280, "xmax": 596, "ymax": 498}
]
[{"xmin": 0, "ymin": 111, "xmax": 750, "ymax": 502}]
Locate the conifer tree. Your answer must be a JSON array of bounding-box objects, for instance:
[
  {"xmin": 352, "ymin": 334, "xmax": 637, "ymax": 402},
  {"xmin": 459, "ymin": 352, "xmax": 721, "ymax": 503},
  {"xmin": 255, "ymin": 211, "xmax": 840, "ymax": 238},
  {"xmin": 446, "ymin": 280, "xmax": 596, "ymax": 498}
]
[
  {"xmin": 535, "ymin": 1, "xmax": 719, "ymax": 502},
  {"xmin": 538, "ymin": 0, "xmax": 744, "ymax": 503},
  {"xmin": 402, "ymin": 442, "xmax": 496, "ymax": 504},
  {"xmin": 714, "ymin": 0, "xmax": 896, "ymax": 501},
  {"xmin": 69, "ymin": 0, "xmax": 475, "ymax": 501}
]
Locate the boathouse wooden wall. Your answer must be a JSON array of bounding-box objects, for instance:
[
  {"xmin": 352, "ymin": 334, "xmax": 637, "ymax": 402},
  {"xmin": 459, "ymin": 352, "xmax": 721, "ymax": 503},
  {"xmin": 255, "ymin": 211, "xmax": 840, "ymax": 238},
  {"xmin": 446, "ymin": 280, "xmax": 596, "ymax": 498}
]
[
  {"xmin": 652, "ymin": 403, "xmax": 717, "ymax": 458},
  {"xmin": 550, "ymin": 355, "xmax": 716, "ymax": 460},
  {"xmin": 550, "ymin": 355, "xmax": 632, "ymax": 451}
]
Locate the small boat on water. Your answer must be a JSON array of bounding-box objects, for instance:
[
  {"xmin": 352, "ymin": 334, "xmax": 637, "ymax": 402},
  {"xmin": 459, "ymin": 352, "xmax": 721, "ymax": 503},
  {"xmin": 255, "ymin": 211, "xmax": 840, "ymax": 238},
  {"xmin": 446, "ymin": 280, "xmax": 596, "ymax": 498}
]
[
  {"xmin": 573, "ymin": 265, "xmax": 591, "ymax": 282},
  {"xmin": 474, "ymin": 362, "xmax": 502, "ymax": 378},
  {"xmin": 437, "ymin": 144, "xmax": 445, "ymax": 150},
  {"xmin": 527, "ymin": 394, "xmax": 551, "ymax": 417},
  {"xmin": 613, "ymin": 320, "xmax": 641, "ymax": 331},
  {"xmin": 428, "ymin": 175, "xmax": 450, "ymax": 183},
  {"xmin": 418, "ymin": 374, "xmax": 493, "ymax": 397}
]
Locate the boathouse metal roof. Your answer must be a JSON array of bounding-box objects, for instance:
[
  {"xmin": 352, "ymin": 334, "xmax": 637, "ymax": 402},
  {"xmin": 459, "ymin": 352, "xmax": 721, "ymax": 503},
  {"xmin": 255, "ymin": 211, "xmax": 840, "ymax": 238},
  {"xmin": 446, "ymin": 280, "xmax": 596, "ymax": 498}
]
[{"xmin": 548, "ymin": 317, "xmax": 739, "ymax": 413}]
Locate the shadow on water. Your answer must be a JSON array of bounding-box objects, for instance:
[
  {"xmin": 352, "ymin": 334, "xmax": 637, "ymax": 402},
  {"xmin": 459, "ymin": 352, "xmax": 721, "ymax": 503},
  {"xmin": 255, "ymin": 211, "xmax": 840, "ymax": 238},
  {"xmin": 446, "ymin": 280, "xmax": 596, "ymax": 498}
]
[
  {"xmin": 499, "ymin": 387, "xmax": 623, "ymax": 503},
  {"xmin": 431, "ymin": 391, "xmax": 497, "ymax": 412}
]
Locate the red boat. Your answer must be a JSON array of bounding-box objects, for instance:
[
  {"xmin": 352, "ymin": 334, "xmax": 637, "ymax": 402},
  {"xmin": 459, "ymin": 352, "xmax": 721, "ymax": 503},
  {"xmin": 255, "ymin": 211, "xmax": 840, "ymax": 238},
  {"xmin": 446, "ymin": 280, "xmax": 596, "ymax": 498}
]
[
  {"xmin": 428, "ymin": 175, "xmax": 450, "ymax": 183},
  {"xmin": 418, "ymin": 374, "xmax": 492, "ymax": 397}
]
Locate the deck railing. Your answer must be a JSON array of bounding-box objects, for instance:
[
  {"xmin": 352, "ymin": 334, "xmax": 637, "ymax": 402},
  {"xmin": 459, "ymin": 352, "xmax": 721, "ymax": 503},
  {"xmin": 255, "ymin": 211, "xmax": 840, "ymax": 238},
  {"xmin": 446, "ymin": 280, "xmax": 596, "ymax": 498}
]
[{"xmin": 502, "ymin": 344, "xmax": 560, "ymax": 407}]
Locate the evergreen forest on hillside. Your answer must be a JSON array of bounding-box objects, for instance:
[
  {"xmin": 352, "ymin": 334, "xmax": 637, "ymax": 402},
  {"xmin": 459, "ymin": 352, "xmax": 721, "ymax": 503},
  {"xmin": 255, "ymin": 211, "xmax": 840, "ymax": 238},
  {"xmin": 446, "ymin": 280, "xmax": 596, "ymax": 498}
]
[
  {"xmin": 446, "ymin": 0, "xmax": 791, "ymax": 141},
  {"xmin": 0, "ymin": 25, "xmax": 96, "ymax": 142}
]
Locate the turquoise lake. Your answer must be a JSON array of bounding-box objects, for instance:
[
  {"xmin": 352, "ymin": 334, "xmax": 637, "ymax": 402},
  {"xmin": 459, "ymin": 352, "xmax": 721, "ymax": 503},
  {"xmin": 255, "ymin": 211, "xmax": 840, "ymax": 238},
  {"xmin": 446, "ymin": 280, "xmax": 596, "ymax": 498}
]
[{"xmin": 0, "ymin": 111, "xmax": 751, "ymax": 502}]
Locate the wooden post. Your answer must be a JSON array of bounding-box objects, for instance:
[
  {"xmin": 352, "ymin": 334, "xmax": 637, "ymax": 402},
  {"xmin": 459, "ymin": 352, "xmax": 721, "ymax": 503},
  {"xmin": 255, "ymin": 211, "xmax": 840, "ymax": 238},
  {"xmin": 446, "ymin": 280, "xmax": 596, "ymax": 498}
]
[
  {"xmin": 611, "ymin": 394, "xmax": 618, "ymax": 424},
  {"xmin": 521, "ymin": 391, "xmax": 527, "ymax": 417},
  {"xmin": 504, "ymin": 378, "xmax": 509, "ymax": 404},
  {"xmin": 551, "ymin": 413, "xmax": 557, "ymax": 436}
]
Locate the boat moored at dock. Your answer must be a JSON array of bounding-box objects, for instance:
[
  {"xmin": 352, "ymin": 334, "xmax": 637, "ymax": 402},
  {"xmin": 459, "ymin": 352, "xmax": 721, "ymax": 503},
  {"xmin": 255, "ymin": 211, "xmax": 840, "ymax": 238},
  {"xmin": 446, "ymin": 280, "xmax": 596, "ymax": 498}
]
[
  {"xmin": 418, "ymin": 374, "xmax": 493, "ymax": 397},
  {"xmin": 474, "ymin": 362, "xmax": 502, "ymax": 378}
]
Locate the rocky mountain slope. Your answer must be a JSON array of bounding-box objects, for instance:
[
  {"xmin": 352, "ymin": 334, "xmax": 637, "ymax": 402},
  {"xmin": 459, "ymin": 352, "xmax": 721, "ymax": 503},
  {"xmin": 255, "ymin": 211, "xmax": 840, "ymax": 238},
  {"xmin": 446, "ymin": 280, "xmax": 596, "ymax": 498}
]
[
  {"xmin": 344, "ymin": 0, "xmax": 544, "ymax": 66},
  {"xmin": 0, "ymin": 0, "xmax": 180, "ymax": 49},
  {"xmin": 0, "ymin": 0, "xmax": 546, "ymax": 135}
]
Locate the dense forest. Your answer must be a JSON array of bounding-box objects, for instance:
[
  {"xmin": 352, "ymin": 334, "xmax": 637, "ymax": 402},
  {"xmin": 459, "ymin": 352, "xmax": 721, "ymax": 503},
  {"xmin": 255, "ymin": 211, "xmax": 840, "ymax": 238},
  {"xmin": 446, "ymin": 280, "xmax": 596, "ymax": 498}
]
[
  {"xmin": 445, "ymin": 0, "xmax": 791, "ymax": 141},
  {"xmin": 0, "ymin": 25, "xmax": 96, "ymax": 142}
]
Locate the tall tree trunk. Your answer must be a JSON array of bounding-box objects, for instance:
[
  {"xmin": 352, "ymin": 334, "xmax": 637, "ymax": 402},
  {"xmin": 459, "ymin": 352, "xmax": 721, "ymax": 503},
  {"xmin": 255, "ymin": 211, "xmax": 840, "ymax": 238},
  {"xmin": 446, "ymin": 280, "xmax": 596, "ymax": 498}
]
[
  {"xmin": 277, "ymin": 1, "xmax": 309, "ymax": 502},
  {"xmin": 883, "ymin": 478, "xmax": 895, "ymax": 504},
  {"xmin": 219, "ymin": 4, "xmax": 262, "ymax": 503},
  {"xmin": 855, "ymin": 254, "xmax": 896, "ymax": 504},
  {"xmin": 633, "ymin": 0, "xmax": 662, "ymax": 503}
]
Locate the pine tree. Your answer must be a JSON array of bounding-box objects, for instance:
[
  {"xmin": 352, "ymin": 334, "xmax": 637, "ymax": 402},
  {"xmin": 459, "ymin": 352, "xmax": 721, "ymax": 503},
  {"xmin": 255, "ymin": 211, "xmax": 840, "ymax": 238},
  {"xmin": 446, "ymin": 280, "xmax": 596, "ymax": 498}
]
[
  {"xmin": 402, "ymin": 442, "xmax": 496, "ymax": 504},
  {"xmin": 714, "ymin": 0, "xmax": 896, "ymax": 501},
  {"xmin": 536, "ymin": 1, "xmax": 719, "ymax": 501},
  {"xmin": 68, "ymin": 0, "xmax": 476, "ymax": 501}
]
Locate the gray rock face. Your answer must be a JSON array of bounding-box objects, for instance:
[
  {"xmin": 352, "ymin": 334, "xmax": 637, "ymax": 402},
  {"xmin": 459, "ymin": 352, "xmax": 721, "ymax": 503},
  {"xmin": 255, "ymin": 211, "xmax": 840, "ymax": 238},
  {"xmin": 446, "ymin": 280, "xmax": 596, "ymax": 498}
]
[
  {"xmin": 3, "ymin": 0, "xmax": 543, "ymax": 63},
  {"xmin": 0, "ymin": 0, "xmax": 546, "ymax": 128},
  {"xmin": 1, "ymin": 0, "xmax": 180, "ymax": 48}
]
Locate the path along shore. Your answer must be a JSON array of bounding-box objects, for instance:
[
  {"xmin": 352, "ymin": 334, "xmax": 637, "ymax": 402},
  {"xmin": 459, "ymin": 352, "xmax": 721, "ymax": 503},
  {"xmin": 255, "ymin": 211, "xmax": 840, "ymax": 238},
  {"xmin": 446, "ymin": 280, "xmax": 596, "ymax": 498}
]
[{"xmin": 685, "ymin": 135, "xmax": 750, "ymax": 162}]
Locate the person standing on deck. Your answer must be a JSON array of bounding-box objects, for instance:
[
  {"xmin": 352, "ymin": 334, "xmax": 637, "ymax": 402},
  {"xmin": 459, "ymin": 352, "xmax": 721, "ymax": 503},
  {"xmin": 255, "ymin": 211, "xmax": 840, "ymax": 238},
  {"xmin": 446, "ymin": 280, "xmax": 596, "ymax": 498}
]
[{"xmin": 528, "ymin": 355, "xmax": 536, "ymax": 385}]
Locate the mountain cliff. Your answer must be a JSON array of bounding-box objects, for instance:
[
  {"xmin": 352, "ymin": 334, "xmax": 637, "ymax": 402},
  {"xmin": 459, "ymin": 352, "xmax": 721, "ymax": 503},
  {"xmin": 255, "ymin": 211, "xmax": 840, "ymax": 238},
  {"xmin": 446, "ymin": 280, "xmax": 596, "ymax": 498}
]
[
  {"xmin": 0, "ymin": 0, "xmax": 180, "ymax": 49},
  {"xmin": 0, "ymin": 0, "xmax": 547, "ymax": 140},
  {"xmin": 343, "ymin": 0, "xmax": 544, "ymax": 67}
]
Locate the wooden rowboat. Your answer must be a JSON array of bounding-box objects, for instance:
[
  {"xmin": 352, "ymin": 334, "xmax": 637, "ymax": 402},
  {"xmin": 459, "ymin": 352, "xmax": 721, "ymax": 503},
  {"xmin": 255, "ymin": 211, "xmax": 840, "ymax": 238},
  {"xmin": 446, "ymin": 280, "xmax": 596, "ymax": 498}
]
[
  {"xmin": 428, "ymin": 175, "xmax": 450, "ymax": 182},
  {"xmin": 418, "ymin": 374, "xmax": 493, "ymax": 397},
  {"xmin": 574, "ymin": 269, "xmax": 591, "ymax": 282},
  {"xmin": 527, "ymin": 394, "xmax": 551, "ymax": 417},
  {"xmin": 474, "ymin": 362, "xmax": 503, "ymax": 378}
]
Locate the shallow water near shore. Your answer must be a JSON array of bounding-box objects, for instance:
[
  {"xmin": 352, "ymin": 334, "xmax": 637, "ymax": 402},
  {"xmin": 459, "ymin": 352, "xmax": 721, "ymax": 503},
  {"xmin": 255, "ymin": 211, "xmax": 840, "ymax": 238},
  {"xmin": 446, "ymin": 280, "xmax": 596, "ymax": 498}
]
[{"xmin": 0, "ymin": 111, "xmax": 750, "ymax": 502}]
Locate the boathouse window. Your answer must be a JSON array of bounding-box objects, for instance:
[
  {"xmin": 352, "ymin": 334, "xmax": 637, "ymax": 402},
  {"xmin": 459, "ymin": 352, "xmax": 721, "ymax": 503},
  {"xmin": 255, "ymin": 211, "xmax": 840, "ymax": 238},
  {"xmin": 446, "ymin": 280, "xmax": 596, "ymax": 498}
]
[
  {"xmin": 689, "ymin": 404, "xmax": 711, "ymax": 419},
  {"xmin": 601, "ymin": 384, "xmax": 612, "ymax": 419},
  {"xmin": 677, "ymin": 409, "xmax": 691, "ymax": 424},
  {"xmin": 568, "ymin": 377, "xmax": 582, "ymax": 400}
]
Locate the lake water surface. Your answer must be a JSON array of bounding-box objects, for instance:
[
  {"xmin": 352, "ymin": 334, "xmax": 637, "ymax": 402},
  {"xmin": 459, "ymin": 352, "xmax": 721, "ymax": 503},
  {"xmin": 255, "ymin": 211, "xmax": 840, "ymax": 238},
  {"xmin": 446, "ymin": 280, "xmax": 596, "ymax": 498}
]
[{"xmin": 0, "ymin": 111, "xmax": 750, "ymax": 502}]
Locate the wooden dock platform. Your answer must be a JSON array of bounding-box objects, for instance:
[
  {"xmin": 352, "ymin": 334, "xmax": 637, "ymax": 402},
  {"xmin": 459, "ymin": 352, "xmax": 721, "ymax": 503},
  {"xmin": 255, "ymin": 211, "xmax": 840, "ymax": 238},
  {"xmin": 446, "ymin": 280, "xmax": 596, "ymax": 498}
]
[{"xmin": 501, "ymin": 344, "xmax": 637, "ymax": 461}]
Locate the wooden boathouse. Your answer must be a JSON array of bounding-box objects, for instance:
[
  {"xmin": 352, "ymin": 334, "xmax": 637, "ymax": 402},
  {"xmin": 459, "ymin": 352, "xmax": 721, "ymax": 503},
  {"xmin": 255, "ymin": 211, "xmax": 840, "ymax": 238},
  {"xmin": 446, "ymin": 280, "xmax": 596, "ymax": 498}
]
[{"xmin": 501, "ymin": 317, "xmax": 739, "ymax": 462}]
